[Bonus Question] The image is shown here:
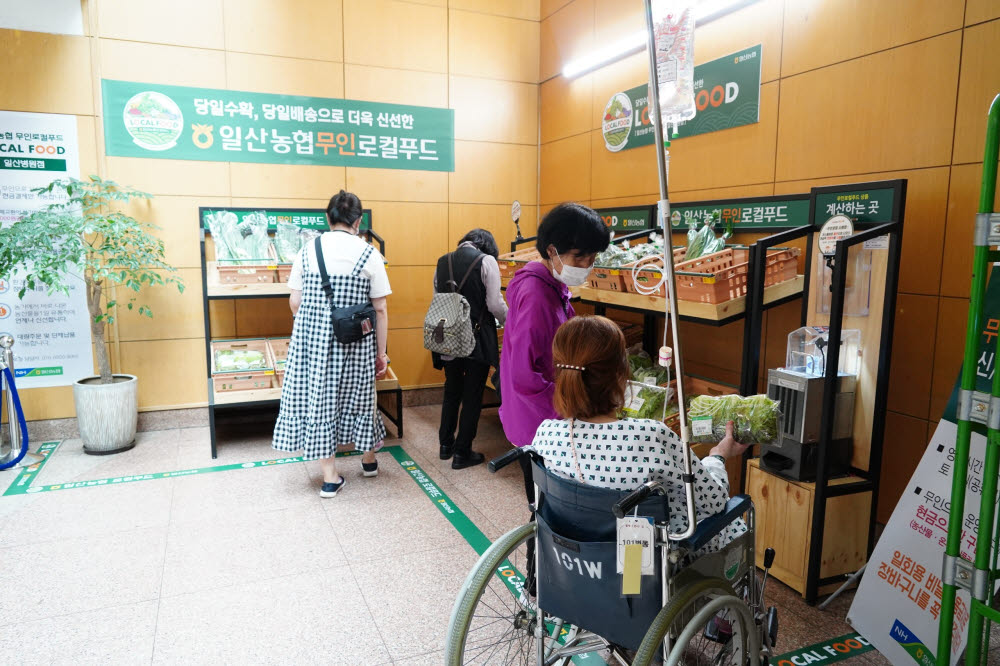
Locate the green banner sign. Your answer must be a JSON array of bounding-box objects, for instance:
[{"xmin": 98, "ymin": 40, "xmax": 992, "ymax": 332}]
[
  {"xmin": 596, "ymin": 206, "xmax": 654, "ymax": 233},
  {"xmin": 669, "ymin": 196, "xmax": 810, "ymax": 231},
  {"xmin": 0, "ymin": 157, "xmax": 67, "ymax": 171},
  {"xmin": 603, "ymin": 44, "xmax": 762, "ymax": 152},
  {"xmin": 773, "ymin": 632, "xmax": 875, "ymax": 665},
  {"xmin": 101, "ymin": 79, "xmax": 454, "ymax": 172},
  {"xmin": 200, "ymin": 207, "xmax": 371, "ymax": 232},
  {"xmin": 814, "ymin": 188, "xmax": 896, "ymax": 227}
]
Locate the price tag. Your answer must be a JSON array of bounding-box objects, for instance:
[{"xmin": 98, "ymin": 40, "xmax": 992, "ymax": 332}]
[
  {"xmin": 617, "ymin": 516, "xmax": 655, "ymax": 576},
  {"xmin": 691, "ymin": 416, "xmax": 713, "ymax": 436}
]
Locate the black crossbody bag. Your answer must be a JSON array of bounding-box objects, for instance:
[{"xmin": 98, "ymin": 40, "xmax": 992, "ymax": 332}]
[{"xmin": 314, "ymin": 237, "xmax": 377, "ymax": 344}]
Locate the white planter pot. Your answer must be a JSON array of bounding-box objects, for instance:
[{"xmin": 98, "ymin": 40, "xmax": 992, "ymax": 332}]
[{"xmin": 73, "ymin": 374, "xmax": 138, "ymax": 455}]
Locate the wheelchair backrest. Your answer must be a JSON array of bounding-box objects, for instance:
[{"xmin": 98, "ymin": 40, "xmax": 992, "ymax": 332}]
[
  {"xmin": 531, "ymin": 460, "xmax": 671, "ymax": 651},
  {"xmin": 531, "ymin": 461, "xmax": 670, "ymax": 541}
]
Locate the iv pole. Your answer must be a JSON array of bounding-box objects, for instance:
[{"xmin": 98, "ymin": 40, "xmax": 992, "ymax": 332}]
[{"xmin": 642, "ymin": 0, "xmax": 697, "ymax": 543}]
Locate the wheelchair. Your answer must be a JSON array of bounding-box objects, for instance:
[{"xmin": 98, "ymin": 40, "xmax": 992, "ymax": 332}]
[{"xmin": 445, "ymin": 448, "xmax": 779, "ymax": 665}]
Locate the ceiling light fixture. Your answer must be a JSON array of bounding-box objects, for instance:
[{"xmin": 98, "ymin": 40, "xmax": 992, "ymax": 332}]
[{"xmin": 560, "ymin": 0, "xmax": 759, "ymax": 79}]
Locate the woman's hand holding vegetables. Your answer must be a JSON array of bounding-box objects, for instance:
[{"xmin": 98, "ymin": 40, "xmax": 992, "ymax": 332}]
[{"xmin": 708, "ymin": 421, "xmax": 751, "ymax": 460}]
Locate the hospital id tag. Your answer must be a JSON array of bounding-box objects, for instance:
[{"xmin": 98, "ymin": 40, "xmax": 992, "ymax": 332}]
[
  {"xmin": 616, "ymin": 516, "xmax": 655, "ymax": 576},
  {"xmin": 361, "ymin": 318, "xmax": 373, "ymax": 335}
]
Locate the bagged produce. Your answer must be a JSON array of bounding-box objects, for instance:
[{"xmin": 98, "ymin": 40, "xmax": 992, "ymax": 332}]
[
  {"xmin": 214, "ymin": 348, "xmax": 268, "ymax": 372},
  {"xmin": 207, "ymin": 210, "xmax": 272, "ymax": 265},
  {"xmin": 622, "ymin": 381, "xmax": 672, "ymax": 420},
  {"xmin": 687, "ymin": 393, "xmax": 780, "ymax": 445},
  {"xmin": 633, "ymin": 364, "xmax": 670, "ymax": 386},
  {"xmin": 274, "ymin": 221, "xmax": 321, "ymax": 263},
  {"xmin": 627, "ymin": 346, "xmax": 653, "ymax": 375}
]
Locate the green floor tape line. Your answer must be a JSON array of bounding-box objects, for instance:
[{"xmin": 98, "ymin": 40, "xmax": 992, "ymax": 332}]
[
  {"xmin": 3, "ymin": 441, "xmax": 60, "ymax": 496},
  {"xmin": 388, "ymin": 448, "xmax": 605, "ymax": 665},
  {"xmin": 772, "ymin": 632, "xmax": 874, "ymax": 665},
  {"xmin": 2, "ymin": 446, "xmax": 377, "ymax": 497}
]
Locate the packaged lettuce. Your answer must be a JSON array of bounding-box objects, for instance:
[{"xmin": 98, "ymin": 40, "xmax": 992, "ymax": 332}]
[
  {"xmin": 627, "ymin": 348, "xmax": 653, "ymax": 376},
  {"xmin": 687, "ymin": 393, "xmax": 780, "ymax": 445},
  {"xmin": 214, "ymin": 348, "xmax": 268, "ymax": 372},
  {"xmin": 622, "ymin": 381, "xmax": 671, "ymax": 420}
]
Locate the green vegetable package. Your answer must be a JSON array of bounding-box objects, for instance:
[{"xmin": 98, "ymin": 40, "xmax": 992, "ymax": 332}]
[
  {"xmin": 214, "ymin": 348, "xmax": 268, "ymax": 373},
  {"xmin": 687, "ymin": 394, "xmax": 780, "ymax": 445},
  {"xmin": 622, "ymin": 381, "xmax": 671, "ymax": 421}
]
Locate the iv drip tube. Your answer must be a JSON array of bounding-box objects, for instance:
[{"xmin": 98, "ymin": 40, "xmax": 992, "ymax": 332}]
[
  {"xmin": 643, "ymin": 0, "xmax": 697, "ymax": 543},
  {"xmin": 0, "ymin": 366, "xmax": 29, "ymax": 471}
]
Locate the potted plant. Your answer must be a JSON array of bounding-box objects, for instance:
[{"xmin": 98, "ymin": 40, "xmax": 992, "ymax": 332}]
[{"xmin": 0, "ymin": 176, "xmax": 183, "ymax": 454}]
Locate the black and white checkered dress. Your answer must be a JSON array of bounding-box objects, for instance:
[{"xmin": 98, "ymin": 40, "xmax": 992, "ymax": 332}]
[
  {"xmin": 273, "ymin": 244, "xmax": 386, "ymax": 459},
  {"xmin": 530, "ymin": 418, "xmax": 747, "ymax": 552}
]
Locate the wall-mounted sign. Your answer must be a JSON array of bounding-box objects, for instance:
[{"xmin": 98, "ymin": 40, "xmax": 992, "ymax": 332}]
[
  {"xmin": 814, "ymin": 187, "xmax": 897, "ymax": 228},
  {"xmin": 200, "ymin": 207, "xmax": 371, "ymax": 233},
  {"xmin": 604, "ymin": 44, "xmax": 762, "ymax": 152},
  {"xmin": 669, "ymin": 195, "xmax": 811, "ymax": 231},
  {"xmin": 596, "ymin": 205, "xmax": 654, "ymax": 233},
  {"xmin": 0, "ymin": 110, "xmax": 92, "ymax": 389},
  {"xmin": 102, "ymin": 79, "xmax": 455, "ymax": 172}
]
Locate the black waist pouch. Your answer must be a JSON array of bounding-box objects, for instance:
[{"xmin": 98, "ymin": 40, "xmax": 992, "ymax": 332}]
[{"xmin": 331, "ymin": 302, "xmax": 376, "ymax": 344}]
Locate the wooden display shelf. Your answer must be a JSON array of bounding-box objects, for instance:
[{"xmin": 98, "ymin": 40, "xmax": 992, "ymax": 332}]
[
  {"xmin": 571, "ymin": 275, "xmax": 804, "ymax": 322},
  {"xmin": 212, "ymin": 367, "xmax": 400, "ymax": 405},
  {"xmin": 206, "ymin": 261, "xmax": 291, "ymax": 298},
  {"xmin": 745, "ymin": 458, "xmax": 871, "ymax": 597}
]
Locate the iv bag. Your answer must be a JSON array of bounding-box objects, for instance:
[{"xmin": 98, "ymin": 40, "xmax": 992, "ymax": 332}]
[{"xmin": 648, "ymin": 1, "xmax": 696, "ymax": 135}]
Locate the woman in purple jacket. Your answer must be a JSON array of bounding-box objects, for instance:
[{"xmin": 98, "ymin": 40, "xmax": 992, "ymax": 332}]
[{"xmin": 498, "ymin": 203, "xmax": 611, "ymax": 503}]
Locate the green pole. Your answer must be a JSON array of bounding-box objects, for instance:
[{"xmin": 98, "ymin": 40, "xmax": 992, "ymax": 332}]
[
  {"xmin": 966, "ymin": 94, "xmax": 1000, "ymax": 666},
  {"xmin": 939, "ymin": 93, "xmax": 1000, "ymax": 666}
]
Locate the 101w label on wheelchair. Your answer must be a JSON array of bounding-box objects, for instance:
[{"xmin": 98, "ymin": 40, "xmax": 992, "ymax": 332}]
[{"xmin": 616, "ymin": 515, "xmax": 655, "ymax": 575}]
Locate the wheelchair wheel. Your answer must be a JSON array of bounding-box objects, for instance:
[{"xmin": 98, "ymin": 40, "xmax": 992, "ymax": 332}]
[
  {"xmin": 446, "ymin": 522, "xmax": 550, "ymax": 665},
  {"xmin": 632, "ymin": 577, "xmax": 760, "ymax": 666}
]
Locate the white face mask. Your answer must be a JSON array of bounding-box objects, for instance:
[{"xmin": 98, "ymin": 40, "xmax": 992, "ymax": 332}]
[{"xmin": 551, "ymin": 252, "xmax": 593, "ymax": 287}]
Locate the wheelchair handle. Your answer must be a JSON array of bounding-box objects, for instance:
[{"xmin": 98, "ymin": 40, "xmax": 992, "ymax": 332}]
[
  {"xmin": 612, "ymin": 481, "xmax": 659, "ymax": 519},
  {"xmin": 488, "ymin": 447, "xmax": 525, "ymax": 473}
]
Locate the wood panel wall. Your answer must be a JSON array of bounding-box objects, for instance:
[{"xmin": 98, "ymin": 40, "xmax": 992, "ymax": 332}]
[
  {"xmin": 4, "ymin": 0, "xmax": 541, "ymax": 417},
  {"xmin": 539, "ymin": 0, "xmax": 1000, "ymax": 521}
]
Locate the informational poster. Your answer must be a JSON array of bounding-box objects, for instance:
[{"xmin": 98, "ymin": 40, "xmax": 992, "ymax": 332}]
[
  {"xmin": 102, "ymin": 80, "xmax": 455, "ymax": 172},
  {"xmin": 848, "ymin": 271, "xmax": 1000, "ymax": 664},
  {"xmin": 602, "ymin": 44, "xmax": 762, "ymax": 152},
  {"xmin": 0, "ymin": 110, "xmax": 91, "ymax": 388}
]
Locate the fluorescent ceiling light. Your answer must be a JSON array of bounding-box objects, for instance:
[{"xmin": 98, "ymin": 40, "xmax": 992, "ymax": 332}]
[{"xmin": 561, "ymin": 0, "xmax": 759, "ymax": 79}]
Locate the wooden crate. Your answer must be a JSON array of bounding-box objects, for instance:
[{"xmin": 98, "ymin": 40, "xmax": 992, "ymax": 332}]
[
  {"xmin": 211, "ymin": 338, "xmax": 275, "ymax": 392},
  {"xmin": 266, "ymin": 337, "xmax": 290, "ymax": 387},
  {"xmin": 746, "ymin": 458, "xmax": 871, "ymax": 597},
  {"xmin": 277, "ymin": 264, "xmax": 292, "ymax": 283},
  {"xmin": 674, "ymin": 247, "xmax": 799, "ymax": 304}
]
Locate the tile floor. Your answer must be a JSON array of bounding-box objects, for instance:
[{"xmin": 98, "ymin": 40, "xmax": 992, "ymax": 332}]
[{"xmin": 0, "ymin": 404, "xmax": 959, "ymax": 664}]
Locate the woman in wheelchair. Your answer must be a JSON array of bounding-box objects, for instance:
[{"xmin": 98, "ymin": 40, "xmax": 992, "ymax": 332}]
[
  {"xmin": 530, "ymin": 315, "xmax": 750, "ymax": 553},
  {"xmin": 446, "ymin": 316, "xmax": 777, "ymax": 666}
]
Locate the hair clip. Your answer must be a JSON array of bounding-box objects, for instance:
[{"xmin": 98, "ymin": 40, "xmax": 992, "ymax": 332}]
[{"xmin": 556, "ymin": 363, "xmax": 586, "ymax": 372}]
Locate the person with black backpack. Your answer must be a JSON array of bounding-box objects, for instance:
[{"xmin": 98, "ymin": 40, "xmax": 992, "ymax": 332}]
[{"xmin": 427, "ymin": 229, "xmax": 508, "ymax": 469}]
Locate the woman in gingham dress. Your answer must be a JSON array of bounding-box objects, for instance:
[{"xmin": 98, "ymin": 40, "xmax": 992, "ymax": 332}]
[
  {"xmin": 527, "ymin": 315, "xmax": 750, "ymax": 553},
  {"xmin": 273, "ymin": 190, "xmax": 391, "ymax": 498}
]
